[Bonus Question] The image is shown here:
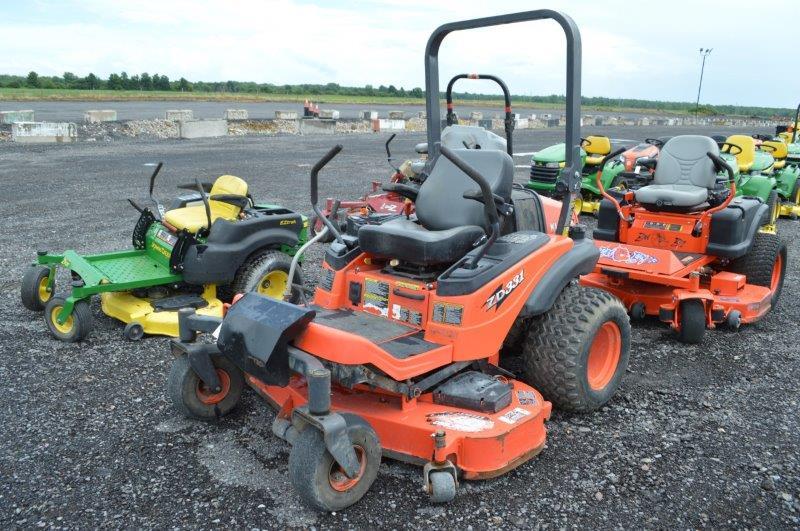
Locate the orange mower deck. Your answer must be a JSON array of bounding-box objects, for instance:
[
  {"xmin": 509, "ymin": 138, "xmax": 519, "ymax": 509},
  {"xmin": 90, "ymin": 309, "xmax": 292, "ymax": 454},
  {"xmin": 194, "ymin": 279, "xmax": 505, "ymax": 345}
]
[
  {"xmin": 580, "ymin": 240, "xmax": 774, "ymax": 328},
  {"xmin": 249, "ymin": 374, "xmax": 551, "ymax": 479}
]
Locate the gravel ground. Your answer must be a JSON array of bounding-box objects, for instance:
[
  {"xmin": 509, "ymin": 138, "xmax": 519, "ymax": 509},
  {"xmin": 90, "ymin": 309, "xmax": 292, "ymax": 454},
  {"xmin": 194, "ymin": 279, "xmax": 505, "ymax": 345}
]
[{"xmin": 1, "ymin": 126, "xmax": 798, "ymax": 529}]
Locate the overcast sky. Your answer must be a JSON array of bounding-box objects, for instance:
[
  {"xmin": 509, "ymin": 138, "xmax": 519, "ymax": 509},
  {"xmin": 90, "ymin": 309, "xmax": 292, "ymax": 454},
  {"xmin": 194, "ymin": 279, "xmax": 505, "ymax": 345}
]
[{"xmin": 2, "ymin": 0, "xmax": 798, "ymax": 108}]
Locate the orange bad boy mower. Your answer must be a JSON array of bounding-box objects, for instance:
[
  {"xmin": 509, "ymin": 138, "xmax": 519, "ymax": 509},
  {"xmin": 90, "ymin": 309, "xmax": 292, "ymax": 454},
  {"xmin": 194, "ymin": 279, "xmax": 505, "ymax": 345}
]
[
  {"xmin": 166, "ymin": 10, "xmax": 630, "ymax": 511},
  {"xmin": 581, "ymin": 135, "xmax": 787, "ymax": 343}
]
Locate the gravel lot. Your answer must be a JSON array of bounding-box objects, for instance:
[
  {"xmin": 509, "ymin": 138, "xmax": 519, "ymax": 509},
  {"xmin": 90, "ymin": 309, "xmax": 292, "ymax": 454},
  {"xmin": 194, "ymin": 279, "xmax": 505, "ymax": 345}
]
[{"xmin": 1, "ymin": 126, "xmax": 798, "ymax": 529}]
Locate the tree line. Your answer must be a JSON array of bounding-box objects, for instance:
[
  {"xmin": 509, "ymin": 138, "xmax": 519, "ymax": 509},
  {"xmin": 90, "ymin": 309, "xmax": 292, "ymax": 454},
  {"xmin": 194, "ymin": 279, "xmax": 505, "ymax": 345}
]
[{"xmin": 0, "ymin": 71, "xmax": 792, "ymax": 118}]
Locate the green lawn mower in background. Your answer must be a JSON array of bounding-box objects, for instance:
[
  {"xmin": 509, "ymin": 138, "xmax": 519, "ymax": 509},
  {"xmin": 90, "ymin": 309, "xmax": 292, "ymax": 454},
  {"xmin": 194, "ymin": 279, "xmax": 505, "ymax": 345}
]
[
  {"xmin": 720, "ymin": 135, "xmax": 790, "ymax": 229},
  {"xmin": 21, "ymin": 164, "xmax": 308, "ymax": 342},
  {"xmin": 526, "ymin": 135, "xmax": 633, "ymax": 214}
]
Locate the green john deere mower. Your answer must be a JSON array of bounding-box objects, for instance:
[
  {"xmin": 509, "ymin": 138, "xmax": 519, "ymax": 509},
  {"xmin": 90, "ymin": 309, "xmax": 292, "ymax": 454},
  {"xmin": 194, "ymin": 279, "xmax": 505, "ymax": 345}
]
[
  {"xmin": 720, "ymin": 135, "xmax": 791, "ymax": 229},
  {"xmin": 526, "ymin": 135, "xmax": 632, "ymax": 214},
  {"xmin": 21, "ymin": 164, "xmax": 308, "ymax": 342}
]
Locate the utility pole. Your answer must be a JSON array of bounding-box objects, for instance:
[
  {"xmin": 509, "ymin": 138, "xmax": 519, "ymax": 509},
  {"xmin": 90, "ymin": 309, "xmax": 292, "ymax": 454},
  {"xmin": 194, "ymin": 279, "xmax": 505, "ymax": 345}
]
[{"xmin": 695, "ymin": 48, "xmax": 712, "ymax": 116}]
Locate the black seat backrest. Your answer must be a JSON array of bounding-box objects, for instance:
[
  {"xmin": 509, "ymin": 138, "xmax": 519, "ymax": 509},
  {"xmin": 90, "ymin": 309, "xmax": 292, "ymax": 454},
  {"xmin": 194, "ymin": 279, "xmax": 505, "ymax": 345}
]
[{"xmin": 416, "ymin": 148, "xmax": 514, "ymax": 231}]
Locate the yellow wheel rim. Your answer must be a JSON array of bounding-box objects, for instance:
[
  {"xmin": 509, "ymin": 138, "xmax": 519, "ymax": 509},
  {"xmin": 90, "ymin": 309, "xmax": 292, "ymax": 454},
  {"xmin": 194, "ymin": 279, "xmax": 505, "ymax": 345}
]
[
  {"xmin": 38, "ymin": 277, "xmax": 51, "ymax": 303},
  {"xmin": 50, "ymin": 306, "xmax": 74, "ymax": 334},
  {"xmin": 573, "ymin": 196, "xmax": 583, "ymax": 216},
  {"xmin": 256, "ymin": 270, "xmax": 289, "ymax": 299}
]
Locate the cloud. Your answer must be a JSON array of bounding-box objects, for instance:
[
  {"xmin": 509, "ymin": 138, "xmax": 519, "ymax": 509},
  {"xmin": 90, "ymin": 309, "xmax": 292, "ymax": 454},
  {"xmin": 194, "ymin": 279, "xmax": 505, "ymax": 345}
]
[{"xmin": 1, "ymin": 0, "xmax": 797, "ymax": 107}]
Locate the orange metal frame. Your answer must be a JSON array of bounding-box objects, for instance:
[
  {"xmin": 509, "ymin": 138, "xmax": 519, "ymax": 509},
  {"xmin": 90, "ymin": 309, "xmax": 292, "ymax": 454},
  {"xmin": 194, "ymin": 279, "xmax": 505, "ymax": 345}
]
[
  {"xmin": 249, "ymin": 374, "xmax": 551, "ymax": 478},
  {"xmin": 242, "ymin": 234, "xmax": 585, "ymax": 477},
  {"xmin": 580, "ymin": 166, "xmax": 773, "ymax": 330}
]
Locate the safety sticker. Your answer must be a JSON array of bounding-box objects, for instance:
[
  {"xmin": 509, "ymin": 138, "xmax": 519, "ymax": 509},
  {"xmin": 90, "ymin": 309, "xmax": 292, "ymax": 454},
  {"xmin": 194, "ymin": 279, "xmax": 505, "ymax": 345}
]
[
  {"xmin": 427, "ymin": 412, "xmax": 494, "ymax": 433},
  {"xmin": 364, "ymin": 277, "xmax": 390, "ymax": 316},
  {"xmin": 498, "ymin": 407, "xmax": 531, "ymax": 425},
  {"xmin": 319, "ymin": 268, "xmax": 335, "ymax": 292},
  {"xmin": 516, "ymin": 390, "xmax": 538, "ymax": 406},
  {"xmin": 391, "ymin": 304, "xmax": 424, "ymax": 326},
  {"xmin": 155, "ymin": 229, "xmax": 178, "ymax": 246},
  {"xmin": 432, "ymin": 302, "xmax": 463, "ymax": 325},
  {"xmin": 644, "ymin": 221, "xmax": 682, "ymax": 232},
  {"xmin": 395, "ymin": 280, "xmax": 421, "ymax": 291}
]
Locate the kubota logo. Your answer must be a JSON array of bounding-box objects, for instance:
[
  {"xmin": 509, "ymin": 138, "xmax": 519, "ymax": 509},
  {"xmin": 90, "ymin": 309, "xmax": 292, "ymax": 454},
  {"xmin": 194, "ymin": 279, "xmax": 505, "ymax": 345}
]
[{"xmin": 485, "ymin": 271, "xmax": 524, "ymax": 311}]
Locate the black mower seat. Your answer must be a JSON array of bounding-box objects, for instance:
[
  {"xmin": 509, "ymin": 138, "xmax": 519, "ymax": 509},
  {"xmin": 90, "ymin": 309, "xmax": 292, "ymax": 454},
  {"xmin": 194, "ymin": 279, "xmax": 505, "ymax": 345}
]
[
  {"xmin": 359, "ymin": 148, "xmax": 514, "ymax": 265},
  {"xmin": 634, "ymin": 135, "xmax": 719, "ymax": 209}
]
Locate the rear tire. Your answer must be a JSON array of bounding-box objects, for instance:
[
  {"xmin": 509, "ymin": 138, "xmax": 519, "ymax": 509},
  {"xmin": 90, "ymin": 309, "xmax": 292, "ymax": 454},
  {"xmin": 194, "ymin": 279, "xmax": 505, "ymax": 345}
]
[
  {"xmin": 521, "ymin": 284, "xmax": 630, "ymax": 412},
  {"xmin": 44, "ymin": 296, "xmax": 92, "ymax": 342},
  {"xmin": 288, "ymin": 415, "xmax": 381, "ymax": 512},
  {"xmin": 228, "ymin": 250, "xmax": 302, "ymax": 303},
  {"xmin": 765, "ymin": 189, "xmax": 779, "ymax": 225},
  {"xmin": 167, "ymin": 354, "xmax": 244, "ymax": 420},
  {"xmin": 677, "ymin": 299, "xmax": 706, "ymax": 344},
  {"xmin": 21, "ymin": 265, "xmax": 54, "ymax": 312},
  {"xmin": 727, "ymin": 231, "xmax": 787, "ymax": 308}
]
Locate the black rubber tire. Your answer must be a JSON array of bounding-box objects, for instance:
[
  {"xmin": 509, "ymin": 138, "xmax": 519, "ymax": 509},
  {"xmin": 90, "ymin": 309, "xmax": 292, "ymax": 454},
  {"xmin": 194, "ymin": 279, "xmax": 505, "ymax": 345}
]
[
  {"xmin": 677, "ymin": 299, "xmax": 706, "ymax": 344},
  {"xmin": 228, "ymin": 250, "xmax": 302, "ymax": 303},
  {"xmin": 288, "ymin": 415, "xmax": 381, "ymax": 512},
  {"xmin": 727, "ymin": 231, "xmax": 787, "ymax": 308},
  {"xmin": 167, "ymin": 354, "xmax": 244, "ymax": 420},
  {"xmin": 44, "ymin": 296, "xmax": 92, "ymax": 342},
  {"xmin": 765, "ymin": 189, "xmax": 779, "ymax": 225},
  {"xmin": 521, "ymin": 284, "xmax": 631, "ymax": 412},
  {"xmin": 123, "ymin": 322, "xmax": 145, "ymax": 341},
  {"xmin": 21, "ymin": 265, "xmax": 53, "ymax": 312}
]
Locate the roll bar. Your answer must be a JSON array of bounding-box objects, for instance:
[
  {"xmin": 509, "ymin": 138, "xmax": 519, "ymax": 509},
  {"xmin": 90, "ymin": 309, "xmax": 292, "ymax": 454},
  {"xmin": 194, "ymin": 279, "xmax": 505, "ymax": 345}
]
[
  {"xmin": 445, "ymin": 73, "xmax": 514, "ymax": 156},
  {"xmin": 425, "ymin": 10, "xmax": 582, "ymax": 235},
  {"xmin": 792, "ymin": 102, "xmax": 799, "ymax": 144}
]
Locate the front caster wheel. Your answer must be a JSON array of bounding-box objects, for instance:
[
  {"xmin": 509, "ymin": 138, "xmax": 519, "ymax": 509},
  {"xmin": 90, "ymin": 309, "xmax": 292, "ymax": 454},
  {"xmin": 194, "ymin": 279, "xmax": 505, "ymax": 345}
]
[
  {"xmin": 167, "ymin": 354, "xmax": 244, "ymax": 420},
  {"xmin": 21, "ymin": 265, "xmax": 53, "ymax": 311},
  {"xmin": 677, "ymin": 299, "xmax": 706, "ymax": 344},
  {"xmin": 288, "ymin": 415, "xmax": 381, "ymax": 512},
  {"xmin": 123, "ymin": 322, "xmax": 145, "ymax": 341},
  {"xmin": 428, "ymin": 471, "xmax": 457, "ymax": 503},
  {"xmin": 44, "ymin": 296, "xmax": 92, "ymax": 342}
]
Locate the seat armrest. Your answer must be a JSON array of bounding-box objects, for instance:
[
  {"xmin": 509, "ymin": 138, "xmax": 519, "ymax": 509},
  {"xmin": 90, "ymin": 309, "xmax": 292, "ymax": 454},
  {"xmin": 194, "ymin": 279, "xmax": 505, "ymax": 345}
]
[
  {"xmin": 462, "ymin": 189, "xmax": 512, "ymax": 216},
  {"xmin": 210, "ymin": 194, "xmax": 250, "ymax": 209},
  {"xmin": 381, "ymin": 183, "xmax": 418, "ymax": 201}
]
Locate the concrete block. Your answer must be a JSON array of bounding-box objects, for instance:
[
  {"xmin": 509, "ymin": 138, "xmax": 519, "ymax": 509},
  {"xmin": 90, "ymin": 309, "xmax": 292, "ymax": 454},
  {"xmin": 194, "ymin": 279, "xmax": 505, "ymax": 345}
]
[
  {"xmin": 514, "ymin": 118, "xmax": 529, "ymax": 129},
  {"xmin": 165, "ymin": 109, "xmax": 194, "ymax": 121},
  {"xmin": 1, "ymin": 110, "xmax": 35, "ymax": 124},
  {"xmin": 12, "ymin": 122, "xmax": 76, "ymax": 143},
  {"xmin": 416, "ymin": 111, "xmax": 426, "ymax": 119},
  {"xmin": 224, "ymin": 109, "xmax": 248, "ymax": 120},
  {"xmin": 470, "ymin": 111, "xmax": 483, "ymax": 121},
  {"xmin": 84, "ymin": 110, "xmax": 117, "ymax": 123},
  {"xmin": 371, "ymin": 119, "xmax": 406, "ymax": 132},
  {"xmin": 388, "ymin": 110, "xmax": 405, "ymax": 120},
  {"xmin": 299, "ymin": 118, "xmax": 337, "ymax": 135},
  {"xmin": 178, "ymin": 119, "xmax": 228, "ymax": 139},
  {"xmin": 360, "ymin": 110, "xmax": 378, "ymax": 120},
  {"xmin": 319, "ymin": 109, "xmax": 340, "ymax": 120},
  {"xmin": 275, "ymin": 110, "xmax": 298, "ymax": 120},
  {"xmin": 546, "ymin": 119, "xmax": 559, "ymax": 127}
]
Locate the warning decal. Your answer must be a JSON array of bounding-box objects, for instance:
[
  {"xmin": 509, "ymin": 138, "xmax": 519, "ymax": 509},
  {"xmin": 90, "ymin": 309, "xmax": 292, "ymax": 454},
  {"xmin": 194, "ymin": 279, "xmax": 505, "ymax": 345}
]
[
  {"xmin": 364, "ymin": 277, "xmax": 390, "ymax": 316},
  {"xmin": 427, "ymin": 412, "xmax": 494, "ymax": 433},
  {"xmin": 498, "ymin": 407, "xmax": 531, "ymax": 425}
]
